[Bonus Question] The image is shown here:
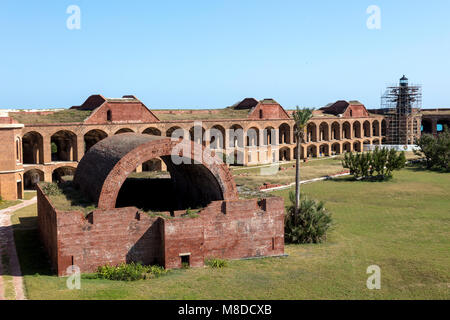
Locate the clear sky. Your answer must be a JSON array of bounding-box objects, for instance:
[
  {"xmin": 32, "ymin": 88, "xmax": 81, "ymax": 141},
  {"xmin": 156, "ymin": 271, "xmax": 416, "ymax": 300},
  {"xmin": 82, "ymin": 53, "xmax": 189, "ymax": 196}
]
[{"xmin": 0, "ymin": 0, "xmax": 449, "ymax": 110}]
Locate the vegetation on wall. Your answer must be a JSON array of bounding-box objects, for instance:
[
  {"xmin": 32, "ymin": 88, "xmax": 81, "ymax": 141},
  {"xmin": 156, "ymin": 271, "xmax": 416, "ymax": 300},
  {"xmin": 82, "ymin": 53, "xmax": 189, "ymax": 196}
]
[
  {"xmin": 342, "ymin": 147, "xmax": 406, "ymax": 180},
  {"xmin": 414, "ymin": 127, "xmax": 450, "ymax": 171},
  {"xmin": 285, "ymin": 191, "xmax": 333, "ymax": 244},
  {"xmin": 9, "ymin": 109, "xmax": 92, "ymax": 124},
  {"xmin": 39, "ymin": 181, "xmax": 97, "ymax": 214}
]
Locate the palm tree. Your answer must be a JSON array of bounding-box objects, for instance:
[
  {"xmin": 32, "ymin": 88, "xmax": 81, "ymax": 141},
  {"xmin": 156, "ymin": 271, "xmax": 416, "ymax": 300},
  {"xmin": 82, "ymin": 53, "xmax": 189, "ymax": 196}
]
[{"xmin": 292, "ymin": 106, "xmax": 314, "ymax": 217}]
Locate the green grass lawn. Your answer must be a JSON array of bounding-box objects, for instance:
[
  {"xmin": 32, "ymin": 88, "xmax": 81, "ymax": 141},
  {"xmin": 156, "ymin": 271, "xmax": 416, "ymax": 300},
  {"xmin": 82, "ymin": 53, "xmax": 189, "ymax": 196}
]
[
  {"xmin": 11, "ymin": 167, "xmax": 450, "ymax": 300},
  {"xmin": 0, "ymin": 199, "xmax": 21, "ymax": 210},
  {"xmin": 0, "ymin": 191, "xmax": 36, "ymax": 210},
  {"xmin": 232, "ymin": 152, "xmax": 421, "ymax": 191},
  {"xmin": 233, "ymin": 157, "xmax": 346, "ymax": 190},
  {"xmin": 23, "ymin": 191, "xmax": 36, "ymax": 200}
]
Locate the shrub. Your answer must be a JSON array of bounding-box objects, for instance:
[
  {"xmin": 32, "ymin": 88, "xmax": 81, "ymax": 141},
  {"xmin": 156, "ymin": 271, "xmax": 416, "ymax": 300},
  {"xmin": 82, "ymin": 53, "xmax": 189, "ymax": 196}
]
[
  {"xmin": 205, "ymin": 257, "xmax": 228, "ymax": 268},
  {"xmin": 285, "ymin": 192, "xmax": 333, "ymax": 244},
  {"xmin": 342, "ymin": 147, "xmax": 406, "ymax": 180},
  {"xmin": 40, "ymin": 182, "xmax": 62, "ymax": 196},
  {"xmin": 414, "ymin": 127, "xmax": 450, "ymax": 171},
  {"xmin": 51, "ymin": 142, "xmax": 58, "ymax": 154},
  {"xmin": 96, "ymin": 262, "xmax": 168, "ymax": 281}
]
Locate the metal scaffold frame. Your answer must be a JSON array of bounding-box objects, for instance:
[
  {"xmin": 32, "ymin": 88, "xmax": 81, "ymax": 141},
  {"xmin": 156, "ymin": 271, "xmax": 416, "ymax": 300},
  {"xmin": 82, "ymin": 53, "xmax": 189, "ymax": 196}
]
[{"xmin": 381, "ymin": 77, "xmax": 422, "ymax": 145}]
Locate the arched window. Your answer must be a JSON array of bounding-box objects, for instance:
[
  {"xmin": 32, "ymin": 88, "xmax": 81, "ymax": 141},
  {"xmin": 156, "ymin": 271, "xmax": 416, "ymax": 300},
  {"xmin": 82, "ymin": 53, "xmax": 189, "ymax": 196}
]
[{"xmin": 107, "ymin": 110, "xmax": 112, "ymax": 121}]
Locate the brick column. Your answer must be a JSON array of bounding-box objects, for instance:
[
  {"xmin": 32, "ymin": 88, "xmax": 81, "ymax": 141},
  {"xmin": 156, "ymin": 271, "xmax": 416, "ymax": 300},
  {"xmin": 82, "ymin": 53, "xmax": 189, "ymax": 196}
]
[
  {"xmin": 43, "ymin": 135, "xmax": 52, "ymax": 164},
  {"xmin": 76, "ymin": 135, "xmax": 84, "ymax": 162}
]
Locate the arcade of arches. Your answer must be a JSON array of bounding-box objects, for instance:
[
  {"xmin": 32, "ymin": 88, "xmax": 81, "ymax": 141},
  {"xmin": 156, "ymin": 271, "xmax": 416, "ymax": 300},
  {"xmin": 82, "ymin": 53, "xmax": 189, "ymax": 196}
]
[{"xmin": 16, "ymin": 119, "xmax": 388, "ymax": 188}]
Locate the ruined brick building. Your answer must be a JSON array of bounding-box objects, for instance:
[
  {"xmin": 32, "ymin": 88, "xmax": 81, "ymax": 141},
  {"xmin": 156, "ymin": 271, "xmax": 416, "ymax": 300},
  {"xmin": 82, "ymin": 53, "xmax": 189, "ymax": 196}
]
[{"xmin": 37, "ymin": 134, "xmax": 285, "ymax": 275}]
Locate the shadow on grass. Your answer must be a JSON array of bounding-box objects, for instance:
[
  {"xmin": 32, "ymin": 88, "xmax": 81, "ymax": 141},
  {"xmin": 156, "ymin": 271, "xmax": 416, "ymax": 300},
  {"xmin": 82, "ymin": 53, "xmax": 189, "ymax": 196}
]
[
  {"xmin": 330, "ymin": 176, "xmax": 394, "ymax": 183},
  {"xmin": 405, "ymin": 164, "xmax": 449, "ymax": 174},
  {"xmin": 13, "ymin": 216, "xmax": 53, "ymax": 276}
]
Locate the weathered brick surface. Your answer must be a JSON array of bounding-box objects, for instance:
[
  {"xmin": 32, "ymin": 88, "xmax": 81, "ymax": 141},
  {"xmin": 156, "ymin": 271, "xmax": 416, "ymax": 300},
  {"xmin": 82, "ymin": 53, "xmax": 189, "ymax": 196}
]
[
  {"xmin": 0, "ymin": 121, "xmax": 24, "ymax": 200},
  {"xmin": 85, "ymin": 101, "xmax": 160, "ymax": 124},
  {"xmin": 37, "ymin": 135, "xmax": 286, "ymax": 276},
  {"xmin": 37, "ymin": 186, "xmax": 59, "ymax": 271},
  {"xmin": 37, "ymin": 183, "xmax": 285, "ymax": 276},
  {"xmin": 38, "ymin": 185, "xmax": 164, "ymax": 275},
  {"xmin": 343, "ymin": 104, "xmax": 370, "ymax": 118},
  {"xmin": 248, "ymin": 101, "xmax": 291, "ymax": 120}
]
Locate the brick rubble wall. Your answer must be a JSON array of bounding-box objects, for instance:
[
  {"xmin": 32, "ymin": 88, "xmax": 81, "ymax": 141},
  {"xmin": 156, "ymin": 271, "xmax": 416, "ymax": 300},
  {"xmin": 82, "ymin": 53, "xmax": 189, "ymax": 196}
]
[
  {"xmin": 37, "ymin": 185, "xmax": 285, "ymax": 276},
  {"xmin": 163, "ymin": 197, "xmax": 285, "ymax": 269},
  {"xmin": 37, "ymin": 185, "xmax": 60, "ymax": 272}
]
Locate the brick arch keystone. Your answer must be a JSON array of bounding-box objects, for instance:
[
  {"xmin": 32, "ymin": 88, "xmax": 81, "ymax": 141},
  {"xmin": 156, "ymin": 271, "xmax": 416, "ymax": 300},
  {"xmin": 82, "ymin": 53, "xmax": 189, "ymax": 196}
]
[{"xmin": 74, "ymin": 133, "xmax": 238, "ymax": 209}]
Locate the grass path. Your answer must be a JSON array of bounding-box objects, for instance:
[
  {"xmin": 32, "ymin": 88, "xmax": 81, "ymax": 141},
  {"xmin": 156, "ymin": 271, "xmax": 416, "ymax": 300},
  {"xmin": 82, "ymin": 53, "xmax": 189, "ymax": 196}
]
[{"xmin": 0, "ymin": 196, "xmax": 36, "ymax": 300}]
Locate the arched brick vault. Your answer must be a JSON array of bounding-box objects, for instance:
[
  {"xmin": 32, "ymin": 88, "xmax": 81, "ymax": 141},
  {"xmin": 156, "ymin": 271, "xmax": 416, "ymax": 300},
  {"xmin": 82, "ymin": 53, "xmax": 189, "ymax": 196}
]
[{"xmin": 74, "ymin": 133, "xmax": 238, "ymax": 210}]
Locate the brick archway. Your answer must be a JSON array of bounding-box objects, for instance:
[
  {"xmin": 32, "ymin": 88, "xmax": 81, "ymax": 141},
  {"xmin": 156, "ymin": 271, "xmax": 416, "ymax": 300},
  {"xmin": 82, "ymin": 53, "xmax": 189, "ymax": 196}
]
[{"xmin": 74, "ymin": 133, "xmax": 238, "ymax": 210}]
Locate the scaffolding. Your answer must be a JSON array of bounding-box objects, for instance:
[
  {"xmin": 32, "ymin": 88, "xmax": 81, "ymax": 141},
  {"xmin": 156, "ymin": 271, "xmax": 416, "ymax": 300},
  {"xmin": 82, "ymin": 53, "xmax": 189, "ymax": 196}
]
[{"xmin": 381, "ymin": 76, "xmax": 422, "ymax": 145}]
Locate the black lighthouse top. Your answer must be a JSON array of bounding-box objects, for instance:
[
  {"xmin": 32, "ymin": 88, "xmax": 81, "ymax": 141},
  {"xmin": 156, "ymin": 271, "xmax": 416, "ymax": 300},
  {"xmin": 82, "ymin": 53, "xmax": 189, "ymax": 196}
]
[{"xmin": 400, "ymin": 75, "xmax": 408, "ymax": 86}]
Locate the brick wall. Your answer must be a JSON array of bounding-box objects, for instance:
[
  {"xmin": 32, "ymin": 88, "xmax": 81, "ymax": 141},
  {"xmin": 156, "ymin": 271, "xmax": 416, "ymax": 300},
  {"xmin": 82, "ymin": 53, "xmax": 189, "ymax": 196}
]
[
  {"xmin": 0, "ymin": 123, "xmax": 23, "ymax": 200},
  {"xmin": 37, "ymin": 185, "xmax": 163, "ymax": 275},
  {"xmin": 343, "ymin": 105, "xmax": 369, "ymax": 118},
  {"xmin": 154, "ymin": 110, "xmax": 221, "ymax": 115},
  {"xmin": 37, "ymin": 184, "xmax": 285, "ymax": 276},
  {"xmin": 37, "ymin": 186, "xmax": 59, "ymax": 272},
  {"xmin": 163, "ymin": 197, "xmax": 285, "ymax": 269},
  {"xmin": 85, "ymin": 102, "xmax": 159, "ymax": 124},
  {"xmin": 248, "ymin": 103, "xmax": 291, "ymax": 120}
]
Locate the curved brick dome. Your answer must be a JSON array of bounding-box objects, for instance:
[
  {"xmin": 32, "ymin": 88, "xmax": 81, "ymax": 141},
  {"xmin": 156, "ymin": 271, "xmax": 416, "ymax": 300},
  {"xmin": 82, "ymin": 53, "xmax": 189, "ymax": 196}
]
[{"xmin": 74, "ymin": 133, "xmax": 237, "ymax": 209}]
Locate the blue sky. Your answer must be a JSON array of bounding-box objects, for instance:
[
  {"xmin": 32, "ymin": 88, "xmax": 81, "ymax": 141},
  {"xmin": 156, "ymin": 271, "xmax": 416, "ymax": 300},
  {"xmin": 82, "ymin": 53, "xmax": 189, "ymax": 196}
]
[{"xmin": 0, "ymin": 0, "xmax": 449, "ymax": 109}]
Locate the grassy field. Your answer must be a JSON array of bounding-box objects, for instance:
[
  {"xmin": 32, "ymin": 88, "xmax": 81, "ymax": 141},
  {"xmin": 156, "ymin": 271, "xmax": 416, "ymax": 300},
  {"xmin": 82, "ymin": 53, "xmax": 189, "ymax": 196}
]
[
  {"xmin": 23, "ymin": 191, "xmax": 36, "ymax": 200},
  {"xmin": 0, "ymin": 191, "xmax": 35, "ymax": 210},
  {"xmin": 232, "ymin": 157, "xmax": 346, "ymax": 190},
  {"xmin": 0, "ymin": 199, "xmax": 21, "ymax": 210},
  {"xmin": 10, "ymin": 167, "xmax": 449, "ymax": 300},
  {"xmin": 232, "ymin": 152, "xmax": 421, "ymax": 191}
]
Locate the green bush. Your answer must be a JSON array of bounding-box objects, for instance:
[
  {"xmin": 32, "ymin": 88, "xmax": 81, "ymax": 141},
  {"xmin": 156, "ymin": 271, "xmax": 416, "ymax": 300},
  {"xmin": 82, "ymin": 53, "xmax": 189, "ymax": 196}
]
[
  {"xmin": 342, "ymin": 147, "xmax": 406, "ymax": 180},
  {"xmin": 51, "ymin": 142, "xmax": 58, "ymax": 154},
  {"xmin": 205, "ymin": 257, "xmax": 228, "ymax": 268},
  {"xmin": 96, "ymin": 262, "xmax": 168, "ymax": 281},
  {"xmin": 414, "ymin": 127, "xmax": 450, "ymax": 171},
  {"xmin": 285, "ymin": 192, "xmax": 333, "ymax": 244},
  {"xmin": 40, "ymin": 182, "xmax": 62, "ymax": 196}
]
